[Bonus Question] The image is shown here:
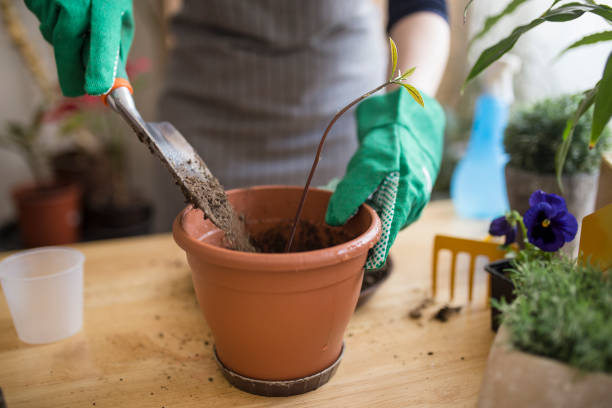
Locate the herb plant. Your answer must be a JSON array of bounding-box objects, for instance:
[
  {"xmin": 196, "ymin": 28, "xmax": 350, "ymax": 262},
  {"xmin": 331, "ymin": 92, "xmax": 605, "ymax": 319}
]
[
  {"xmin": 504, "ymin": 95, "xmax": 611, "ymax": 174},
  {"xmin": 494, "ymin": 256, "xmax": 612, "ymax": 374},
  {"xmin": 464, "ymin": 0, "xmax": 612, "ymax": 185}
]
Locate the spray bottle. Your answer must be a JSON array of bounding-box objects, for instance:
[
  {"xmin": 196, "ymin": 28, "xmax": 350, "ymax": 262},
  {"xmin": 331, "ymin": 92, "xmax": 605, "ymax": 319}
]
[{"xmin": 451, "ymin": 54, "xmax": 521, "ymax": 219}]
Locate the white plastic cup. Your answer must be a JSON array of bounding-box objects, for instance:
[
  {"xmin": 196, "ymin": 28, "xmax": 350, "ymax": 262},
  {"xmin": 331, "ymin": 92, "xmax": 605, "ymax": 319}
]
[{"xmin": 0, "ymin": 247, "xmax": 84, "ymax": 344}]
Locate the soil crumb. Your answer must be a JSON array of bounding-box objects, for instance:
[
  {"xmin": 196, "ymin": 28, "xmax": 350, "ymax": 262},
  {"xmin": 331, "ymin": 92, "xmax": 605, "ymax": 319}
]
[
  {"xmin": 250, "ymin": 220, "xmax": 356, "ymax": 253},
  {"xmin": 432, "ymin": 305, "xmax": 462, "ymax": 322},
  {"xmin": 408, "ymin": 298, "xmax": 434, "ymax": 319}
]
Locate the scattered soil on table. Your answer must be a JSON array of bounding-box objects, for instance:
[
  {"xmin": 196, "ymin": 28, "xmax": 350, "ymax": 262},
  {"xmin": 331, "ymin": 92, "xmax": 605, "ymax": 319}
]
[
  {"xmin": 432, "ymin": 305, "xmax": 462, "ymax": 322},
  {"xmin": 408, "ymin": 298, "xmax": 434, "ymax": 319},
  {"xmin": 250, "ymin": 220, "xmax": 356, "ymax": 253}
]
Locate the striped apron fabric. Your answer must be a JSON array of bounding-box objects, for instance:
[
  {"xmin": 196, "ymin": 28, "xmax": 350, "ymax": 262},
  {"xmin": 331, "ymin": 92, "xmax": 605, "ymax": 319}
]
[{"xmin": 154, "ymin": 0, "xmax": 387, "ymax": 231}]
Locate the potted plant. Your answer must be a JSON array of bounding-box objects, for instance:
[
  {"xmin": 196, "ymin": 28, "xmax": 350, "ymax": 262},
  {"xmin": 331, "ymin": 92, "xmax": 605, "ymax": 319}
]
[
  {"xmin": 1, "ymin": 109, "xmax": 82, "ymax": 247},
  {"xmin": 173, "ymin": 39, "xmax": 429, "ymax": 395},
  {"xmin": 487, "ymin": 189, "xmax": 578, "ymax": 331},
  {"xmin": 0, "ymin": 0, "xmax": 81, "ymax": 247},
  {"xmin": 503, "ymin": 95, "xmax": 611, "ymax": 237},
  {"xmin": 464, "ymin": 0, "xmax": 612, "ymax": 184},
  {"xmin": 49, "ymin": 58, "xmax": 154, "ymax": 241},
  {"xmin": 174, "ymin": 186, "xmax": 381, "ymax": 396},
  {"xmin": 478, "ymin": 256, "xmax": 612, "ymax": 408}
]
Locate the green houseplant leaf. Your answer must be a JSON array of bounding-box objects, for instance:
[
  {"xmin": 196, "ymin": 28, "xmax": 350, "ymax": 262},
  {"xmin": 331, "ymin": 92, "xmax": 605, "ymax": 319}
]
[
  {"xmin": 464, "ymin": 0, "xmax": 475, "ymax": 23},
  {"xmin": 557, "ymin": 30, "xmax": 612, "ymax": 57},
  {"xmin": 469, "ymin": 0, "xmax": 530, "ymax": 47},
  {"xmin": 591, "ymin": 51, "xmax": 612, "ymax": 147},
  {"xmin": 464, "ymin": 2, "xmax": 612, "ymax": 88},
  {"xmin": 555, "ymin": 86, "xmax": 598, "ymax": 187}
]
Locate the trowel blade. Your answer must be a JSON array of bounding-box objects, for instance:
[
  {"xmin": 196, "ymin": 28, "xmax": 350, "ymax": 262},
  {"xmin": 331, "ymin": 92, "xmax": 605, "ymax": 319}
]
[{"xmin": 142, "ymin": 121, "xmax": 231, "ymax": 230}]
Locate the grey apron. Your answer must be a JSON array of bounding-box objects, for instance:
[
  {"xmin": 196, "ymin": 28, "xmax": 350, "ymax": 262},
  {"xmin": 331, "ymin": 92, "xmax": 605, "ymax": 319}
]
[{"xmin": 154, "ymin": 0, "xmax": 386, "ymax": 231}]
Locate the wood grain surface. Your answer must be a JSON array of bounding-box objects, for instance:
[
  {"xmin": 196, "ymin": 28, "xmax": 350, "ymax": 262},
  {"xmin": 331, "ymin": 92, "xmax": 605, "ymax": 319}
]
[{"xmin": 0, "ymin": 200, "xmax": 495, "ymax": 408}]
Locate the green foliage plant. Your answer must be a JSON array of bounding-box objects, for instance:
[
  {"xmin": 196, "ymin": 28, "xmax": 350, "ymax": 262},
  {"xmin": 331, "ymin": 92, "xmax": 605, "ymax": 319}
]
[
  {"xmin": 504, "ymin": 94, "xmax": 611, "ymax": 174},
  {"xmin": 493, "ymin": 256, "xmax": 612, "ymax": 374},
  {"xmin": 0, "ymin": 109, "xmax": 47, "ymax": 184},
  {"xmin": 464, "ymin": 0, "xmax": 612, "ymax": 186}
]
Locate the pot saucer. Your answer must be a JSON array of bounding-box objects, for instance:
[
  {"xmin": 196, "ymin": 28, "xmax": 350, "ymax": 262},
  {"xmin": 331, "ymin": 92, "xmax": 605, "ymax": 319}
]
[{"xmin": 214, "ymin": 343, "xmax": 345, "ymax": 397}]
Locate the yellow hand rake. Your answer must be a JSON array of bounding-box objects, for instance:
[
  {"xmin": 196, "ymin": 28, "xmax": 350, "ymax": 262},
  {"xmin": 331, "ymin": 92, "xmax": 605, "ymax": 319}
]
[{"xmin": 432, "ymin": 235, "xmax": 506, "ymax": 302}]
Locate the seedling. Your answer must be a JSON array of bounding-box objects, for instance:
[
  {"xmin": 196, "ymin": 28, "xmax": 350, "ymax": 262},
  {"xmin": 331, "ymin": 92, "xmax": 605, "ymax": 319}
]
[{"xmin": 285, "ymin": 38, "xmax": 424, "ymax": 252}]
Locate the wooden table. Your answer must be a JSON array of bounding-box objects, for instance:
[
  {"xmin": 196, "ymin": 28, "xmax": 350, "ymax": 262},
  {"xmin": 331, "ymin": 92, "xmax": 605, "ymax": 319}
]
[{"xmin": 0, "ymin": 201, "xmax": 495, "ymax": 407}]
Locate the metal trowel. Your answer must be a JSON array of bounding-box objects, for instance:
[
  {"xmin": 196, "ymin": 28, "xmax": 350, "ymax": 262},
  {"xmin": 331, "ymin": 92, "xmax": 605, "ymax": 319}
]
[{"xmin": 103, "ymin": 79, "xmax": 234, "ymax": 232}]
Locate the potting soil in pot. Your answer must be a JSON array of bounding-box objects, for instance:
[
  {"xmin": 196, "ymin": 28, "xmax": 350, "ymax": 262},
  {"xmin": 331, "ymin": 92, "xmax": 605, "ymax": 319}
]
[{"xmin": 250, "ymin": 220, "xmax": 357, "ymax": 253}]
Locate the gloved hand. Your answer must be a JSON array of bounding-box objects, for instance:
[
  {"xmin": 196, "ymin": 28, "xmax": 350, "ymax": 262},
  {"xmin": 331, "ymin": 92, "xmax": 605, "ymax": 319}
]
[
  {"xmin": 25, "ymin": 0, "xmax": 134, "ymax": 97},
  {"xmin": 326, "ymin": 87, "xmax": 445, "ymax": 269}
]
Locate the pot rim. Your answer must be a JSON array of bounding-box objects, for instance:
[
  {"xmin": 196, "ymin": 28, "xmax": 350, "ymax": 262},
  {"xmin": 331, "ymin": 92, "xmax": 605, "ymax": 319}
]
[
  {"xmin": 12, "ymin": 182, "xmax": 81, "ymax": 204},
  {"xmin": 173, "ymin": 186, "xmax": 382, "ymax": 271},
  {"xmin": 485, "ymin": 259, "xmax": 514, "ymax": 283},
  {"xmin": 0, "ymin": 246, "xmax": 84, "ymax": 282}
]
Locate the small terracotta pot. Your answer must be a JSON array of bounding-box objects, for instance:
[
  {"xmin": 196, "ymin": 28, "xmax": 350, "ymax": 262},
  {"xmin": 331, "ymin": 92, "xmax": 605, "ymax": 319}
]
[
  {"xmin": 12, "ymin": 183, "xmax": 82, "ymax": 247},
  {"xmin": 173, "ymin": 186, "xmax": 381, "ymax": 385}
]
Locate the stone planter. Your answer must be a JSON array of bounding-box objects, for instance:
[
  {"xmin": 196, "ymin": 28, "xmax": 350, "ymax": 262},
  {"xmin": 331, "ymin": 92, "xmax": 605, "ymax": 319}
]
[{"xmin": 478, "ymin": 326, "xmax": 612, "ymax": 408}]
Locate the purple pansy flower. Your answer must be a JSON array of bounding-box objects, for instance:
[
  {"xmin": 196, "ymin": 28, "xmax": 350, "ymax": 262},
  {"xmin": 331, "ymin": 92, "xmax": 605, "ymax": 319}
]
[
  {"xmin": 489, "ymin": 216, "xmax": 517, "ymax": 246},
  {"xmin": 523, "ymin": 190, "xmax": 578, "ymax": 252}
]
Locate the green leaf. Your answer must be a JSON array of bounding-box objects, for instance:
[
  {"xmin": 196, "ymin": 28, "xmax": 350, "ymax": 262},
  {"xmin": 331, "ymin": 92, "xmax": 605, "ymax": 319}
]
[
  {"xmin": 464, "ymin": 19, "xmax": 543, "ymax": 88},
  {"xmin": 469, "ymin": 0, "xmax": 530, "ymax": 47},
  {"xmin": 389, "ymin": 37, "xmax": 398, "ymax": 81},
  {"xmin": 557, "ymin": 31, "xmax": 612, "ymax": 57},
  {"xmin": 588, "ymin": 3, "xmax": 612, "ymax": 23},
  {"xmin": 555, "ymin": 86, "xmax": 598, "ymax": 189},
  {"xmin": 398, "ymin": 66, "xmax": 416, "ymax": 80},
  {"xmin": 464, "ymin": 3, "xmax": 608, "ymax": 88},
  {"xmin": 591, "ymin": 52, "xmax": 612, "ymax": 147},
  {"xmin": 464, "ymin": 0, "xmax": 475, "ymax": 24},
  {"xmin": 400, "ymin": 83, "xmax": 424, "ymax": 107}
]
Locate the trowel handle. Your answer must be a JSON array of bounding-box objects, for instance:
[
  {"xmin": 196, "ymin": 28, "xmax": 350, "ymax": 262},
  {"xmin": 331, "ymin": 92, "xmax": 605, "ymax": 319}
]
[
  {"xmin": 104, "ymin": 78, "xmax": 148, "ymax": 136},
  {"xmin": 102, "ymin": 78, "xmax": 134, "ymax": 106}
]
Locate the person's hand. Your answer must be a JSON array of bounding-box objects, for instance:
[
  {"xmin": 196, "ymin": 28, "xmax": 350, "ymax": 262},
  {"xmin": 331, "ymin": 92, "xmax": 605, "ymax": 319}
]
[
  {"xmin": 326, "ymin": 87, "xmax": 445, "ymax": 269},
  {"xmin": 25, "ymin": 0, "xmax": 134, "ymax": 97}
]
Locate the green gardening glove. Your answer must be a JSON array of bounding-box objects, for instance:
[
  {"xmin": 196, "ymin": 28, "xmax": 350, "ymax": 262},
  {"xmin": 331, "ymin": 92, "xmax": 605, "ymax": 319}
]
[
  {"xmin": 25, "ymin": 0, "xmax": 134, "ymax": 97},
  {"xmin": 326, "ymin": 87, "xmax": 445, "ymax": 270}
]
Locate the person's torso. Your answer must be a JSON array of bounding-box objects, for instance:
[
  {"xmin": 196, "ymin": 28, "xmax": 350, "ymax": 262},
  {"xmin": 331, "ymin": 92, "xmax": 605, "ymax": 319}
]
[{"xmin": 159, "ymin": 0, "xmax": 387, "ymax": 187}]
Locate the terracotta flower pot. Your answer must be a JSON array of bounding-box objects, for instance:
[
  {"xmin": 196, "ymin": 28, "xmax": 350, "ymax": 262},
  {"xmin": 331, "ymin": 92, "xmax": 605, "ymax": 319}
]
[
  {"xmin": 12, "ymin": 183, "xmax": 82, "ymax": 248},
  {"xmin": 173, "ymin": 186, "xmax": 381, "ymax": 395}
]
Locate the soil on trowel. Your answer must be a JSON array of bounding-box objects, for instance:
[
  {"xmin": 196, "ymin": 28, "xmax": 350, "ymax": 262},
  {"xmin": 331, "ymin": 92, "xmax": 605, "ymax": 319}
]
[
  {"xmin": 180, "ymin": 165, "xmax": 255, "ymax": 253},
  {"xmin": 250, "ymin": 220, "xmax": 357, "ymax": 253}
]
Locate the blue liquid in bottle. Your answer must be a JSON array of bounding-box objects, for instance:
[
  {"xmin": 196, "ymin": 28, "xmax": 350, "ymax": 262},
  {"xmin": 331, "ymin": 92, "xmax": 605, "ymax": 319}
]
[{"xmin": 451, "ymin": 94, "xmax": 509, "ymax": 219}]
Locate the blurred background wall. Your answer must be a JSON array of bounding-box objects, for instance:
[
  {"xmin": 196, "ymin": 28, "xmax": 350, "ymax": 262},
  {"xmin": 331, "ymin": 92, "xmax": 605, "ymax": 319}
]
[{"xmin": 0, "ymin": 0, "xmax": 609, "ymax": 237}]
